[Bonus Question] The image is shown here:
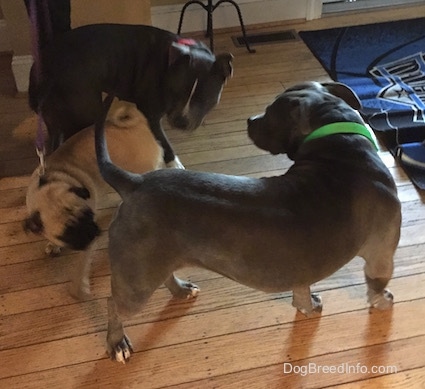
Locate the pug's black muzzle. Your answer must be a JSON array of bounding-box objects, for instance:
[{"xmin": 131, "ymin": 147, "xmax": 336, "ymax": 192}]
[{"xmin": 59, "ymin": 209, "xmax": 101, "ymax": 251}]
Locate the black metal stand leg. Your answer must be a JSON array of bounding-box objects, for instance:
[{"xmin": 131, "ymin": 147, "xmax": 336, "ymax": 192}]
[
  {"xmin": 177, "ymin": 0, "xmax": 208, "ymax": 35},
  {"xmin": 206, "ymin": 1, "xmax": 214, "ymax": 51},
  {"xmin": 178, "ymin": 0, "xmax": 255, "ymax": 54},
  {"xmin": 214, "ymin": 0, "xmax": 255, "ymax": 53}
]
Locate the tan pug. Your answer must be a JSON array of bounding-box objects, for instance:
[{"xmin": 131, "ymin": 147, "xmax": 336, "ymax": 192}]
[{"xmin": 24, "ymin": 97, "xmax": 164, "ymax": 299}]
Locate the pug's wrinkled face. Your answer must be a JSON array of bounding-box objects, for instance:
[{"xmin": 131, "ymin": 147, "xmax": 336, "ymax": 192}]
[{"xmin": 24, "ymin": 175, "xmax": 100, "ymax": 251}]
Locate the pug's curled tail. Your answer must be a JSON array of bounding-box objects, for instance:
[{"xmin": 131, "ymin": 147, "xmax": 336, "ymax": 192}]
[{"xmin": 95, "ymin": 94, "xmax": 140, "ymax": 199}]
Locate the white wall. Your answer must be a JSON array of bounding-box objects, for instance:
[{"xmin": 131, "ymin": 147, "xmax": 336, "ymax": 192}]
[
  {"xmin": 152, "ymin": 0, "xmax": 312, "ymax": 33},
  {"xmin": 1, "ymin": 0, "xmax": 315, "ymax": 92},
  {"xmin": 1, "ymin": 1, "xmax": 315, "ymax": 52}
]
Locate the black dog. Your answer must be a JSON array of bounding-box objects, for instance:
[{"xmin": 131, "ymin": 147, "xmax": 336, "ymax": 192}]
[{"xmin": 29, "ymin": 24, "xmax": 233, "ymax": 167}]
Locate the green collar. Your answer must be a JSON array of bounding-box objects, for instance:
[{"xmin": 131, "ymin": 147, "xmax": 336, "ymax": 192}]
[{"xmin": 303, "ymin": 122, "xmax": 379, "ymax": 150}]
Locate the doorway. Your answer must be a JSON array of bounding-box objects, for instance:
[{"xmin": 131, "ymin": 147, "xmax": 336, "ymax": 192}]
[{"xmin": 323, "ymin": 0, "xmax": 425, "ymax": 14}]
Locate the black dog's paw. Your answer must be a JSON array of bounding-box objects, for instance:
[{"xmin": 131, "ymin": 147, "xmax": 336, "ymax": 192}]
[
  {"xmin": 173, "ymin": 281, "xmax": 200, "ymax": 300},
  {"xmin": 369, "ymin": 288, "xmax": 394, "ymax": 310},
  {"xmin": 165, "ymin": 275, "xmax": 200, "ymax": 299},
  {"xmin": 182, "ymin": 282, "xmax": 200, "ymax": 300},
  {"xmin": 292, "ymin": 291, "xmax": 322, "ymax": 316},
  {"xmin": 311, "ymin": 293, "xmax": 323, "ymax": 313},
  {"xmin": 108, "ymin": 335, "xmax": 134, "ymax": 364}
]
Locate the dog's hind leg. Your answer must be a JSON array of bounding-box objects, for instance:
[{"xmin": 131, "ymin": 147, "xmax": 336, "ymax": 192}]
[
  {"xmin": 107, "ymin": 273, "xmax": 200, "ymax": 363},
  {"xmin": 292, "ymin": 286, "xmax": 322, "ymax": 316},
  {"xmin": 361, "ymin": 225, "xmax": 398, "ymax": 310},
  {"xmin": 164, "ymin": 273, "xmax": 200, "ymax": 299},
  {"xmin": 363, "ymin": 254, "xmax": 394, "ymax": 310},
  {"xmin": 42, "ymin": 89, "xmax": 102, "ymax": 151},
  {"xmin": 362, "ymin": 203, "xmax": 400, "ymax": 310},
  {"xmin": 106, "ymin": 296, "xmax": 133, "ymax": 364},
  {"xmin": 68, "ymin": 245, "xmax": 95, "ymax": 300},
  {"xmin": 106, "ymin": 262, "xmax": 167, "ymax": 363}
]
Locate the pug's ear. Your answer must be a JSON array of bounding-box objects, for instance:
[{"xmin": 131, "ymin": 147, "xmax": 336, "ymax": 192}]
[
  {"xmin": 23, "ymin": 211, "xmax": 44, "ymax": 234},
  {"xmin": 69, "ymin": 186, "xmax": 90, "ymax": 200}
]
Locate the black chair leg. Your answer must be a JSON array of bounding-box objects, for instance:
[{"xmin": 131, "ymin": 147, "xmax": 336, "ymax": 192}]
[
  {"xmin": 206, "ymin": 1, "xmax": 214, "ymax": 51},
  {"xmin": 177, "ymin": 0, "xmax": 208, "ymax": 35},
  {"xmin": 177, "ymin": 0, "xmax": 255, "ymax": 53},
  {"xmin": 214, "ymin": 0, "xmax": 255, "ymax": 53}
]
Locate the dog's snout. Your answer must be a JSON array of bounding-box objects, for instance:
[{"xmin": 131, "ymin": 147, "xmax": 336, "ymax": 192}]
[
  {"xmin": 58, "ymin": 208, "xmax": 101, "ymax": 251},
  {"xmin": 248, "ymin": 113, "xmax": 264, "ymax": 125}
]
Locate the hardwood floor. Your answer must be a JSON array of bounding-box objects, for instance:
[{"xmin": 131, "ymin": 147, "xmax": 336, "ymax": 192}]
[{"xmin": 1, "ymin": 4, "xmax": 425, "ymax": 388}]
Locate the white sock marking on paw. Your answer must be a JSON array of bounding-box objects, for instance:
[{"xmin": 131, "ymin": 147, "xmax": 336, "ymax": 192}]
[
  {"xmin": 369, "ymin": 290, "xmax": 393, "ymax": 310},
  {"xmin": 115, "ymin": 345, "xmax": 130, "ymax": 364},
  {"xmin": 166, "ymin": 156, "xmax": 185, "ymax": 169},
  {"xmin": 188, "ymin": 287, "xmax": 200, "ymax": 299}
]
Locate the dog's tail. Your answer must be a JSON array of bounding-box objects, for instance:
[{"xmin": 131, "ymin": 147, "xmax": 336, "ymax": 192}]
[
  {"xmin": 106, "ymin": 98, "xmax": 146, "ymax": 129},
  {"xmin": 95, "ymin": 94, "xmax": 140, "ymax": 198}
]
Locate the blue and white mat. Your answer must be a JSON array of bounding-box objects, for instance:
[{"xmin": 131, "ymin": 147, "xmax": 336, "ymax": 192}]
[{"xmin": 299, "ymin": 18, "xmax": 425, "ymax": 189}]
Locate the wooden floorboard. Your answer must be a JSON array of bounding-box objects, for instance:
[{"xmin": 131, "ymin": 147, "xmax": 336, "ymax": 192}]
[{"xmin": 1, "ymin": 4, "xmax": 425, "ymax": 388}]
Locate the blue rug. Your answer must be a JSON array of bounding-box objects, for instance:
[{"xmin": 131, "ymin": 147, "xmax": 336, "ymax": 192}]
[{"xmin": 299, "ymin": 18, "xmax": 425, "ymax": 189}]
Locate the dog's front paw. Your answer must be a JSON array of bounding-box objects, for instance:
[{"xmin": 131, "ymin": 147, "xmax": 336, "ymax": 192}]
[
  {"xmin": 68, "ymin": 286, "xmax": 91, "ymax": 301},
  {"xmin": 166, "ymin": 156, "xmax": 185, "ymax": 169},
  {"xmin": 310, "ymin": 293, "xmax": 323, "ymax": 312},
  {"xmin": 68, "ymin": 281, "xmax": 91, "ymax": 301},
  {"xmin": 45, "ymin": 242, "xmax": 61, "ymax": 257},
  {"xmin": 292, "ymin": 292, "xmax": 322, "ymax": 316},
  {"xmin": 165, "ymin": 275, "xmax": 200, "ymax": 299},
  {"xmin": 183, "ymin": 283, "xmax": 200, "ymax": 299},
  {"xmin": 368, "ymin": 288, "xmax": 393, "ymax": 310},
  {"xmin": 107, "ymin": 335, "xmax": 133, "ymax": 364}
]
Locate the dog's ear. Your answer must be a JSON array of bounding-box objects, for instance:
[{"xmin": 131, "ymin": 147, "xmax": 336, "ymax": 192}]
[
  {"xmin": 212, "ymin": 53, "xmax": 234, "ymax": 81},
  {"xmin": 322, "ymin": 82, "xmax": 362, "ymax": 110},
  {"xmin": 23, "ymin": 211, "xmax": 44, "ymax": 234},
  {"xmin": 69, "ymin": 186, "xmax": 91, "ymax": 200},
  {"xmin": 168, "ymin": 42, "xmax": 192, "ymax": 67}
]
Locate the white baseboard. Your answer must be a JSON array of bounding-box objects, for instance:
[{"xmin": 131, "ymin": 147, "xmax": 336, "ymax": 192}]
[
  {"xmin": 0, "ymin": 19, "xmax": 12, "ymax": 52},
  {"xmin": 11, "ymin": 55, "xmax": 33, "ymax": 93},
  {"xmin": 152, "ymin": 0, "xmax": 308, "ymax": 33}
]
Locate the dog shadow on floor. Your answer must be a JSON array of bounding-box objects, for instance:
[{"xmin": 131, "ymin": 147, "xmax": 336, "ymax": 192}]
[
  {"xmin": 361, "ymin": 308, "xmax": 394, "ymax": 373},
  {"xmin": 278, "ymin": 311, "xmax": 322, "ymax": 388},
  {"xmin": 134, "ymin": 297, "xmax": 198, "ymax": 353},
  {"xmin": 76, "ymin": 296, "xmax": 198, "ymax": 387}
]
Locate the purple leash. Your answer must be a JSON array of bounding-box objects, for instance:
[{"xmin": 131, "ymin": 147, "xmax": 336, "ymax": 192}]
[
  {"xmin": 35, "ymin": 118, "xmax": 46, "ymax": 175},
  {"xmin": 28, "ymin": 0, "xmax": 51, "ymax": 175}
]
